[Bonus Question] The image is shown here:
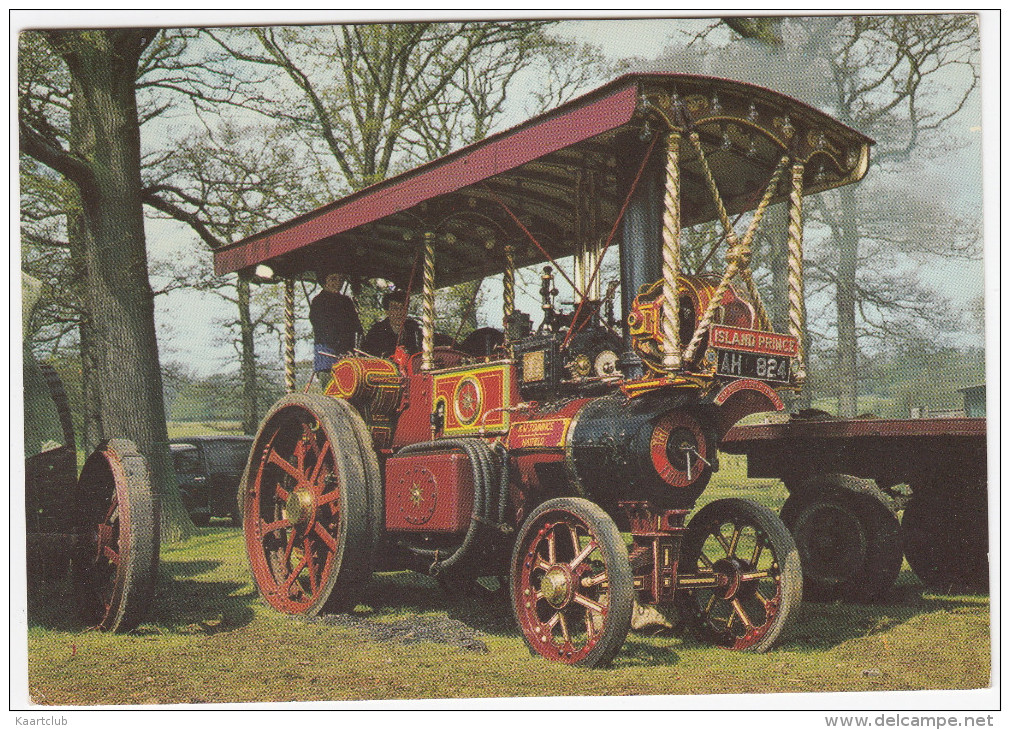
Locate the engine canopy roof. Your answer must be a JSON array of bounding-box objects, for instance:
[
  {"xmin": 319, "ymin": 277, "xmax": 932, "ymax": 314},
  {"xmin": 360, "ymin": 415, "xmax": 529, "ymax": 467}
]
[{"xmin": 214, "ymin": 73, "xmax": 872, "ymax": 287}]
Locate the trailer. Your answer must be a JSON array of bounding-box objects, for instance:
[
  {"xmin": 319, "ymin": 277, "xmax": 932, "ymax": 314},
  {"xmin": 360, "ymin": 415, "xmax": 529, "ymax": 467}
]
[{"xmin": 721, "ymin": 414, "xmax": 988, "ymax": 600}]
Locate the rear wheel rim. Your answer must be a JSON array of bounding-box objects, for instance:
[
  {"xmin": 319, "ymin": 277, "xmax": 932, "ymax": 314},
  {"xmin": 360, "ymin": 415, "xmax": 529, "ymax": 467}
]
[{"xmin": 679, "ymin": 502, "xmax": 793, "ymax": 651}]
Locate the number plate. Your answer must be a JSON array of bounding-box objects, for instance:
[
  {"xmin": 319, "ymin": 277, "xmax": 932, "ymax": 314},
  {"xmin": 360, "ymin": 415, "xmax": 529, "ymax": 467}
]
[{"xmin": 715, "ymin": 349, "xmax": 791, "ymax": 383}]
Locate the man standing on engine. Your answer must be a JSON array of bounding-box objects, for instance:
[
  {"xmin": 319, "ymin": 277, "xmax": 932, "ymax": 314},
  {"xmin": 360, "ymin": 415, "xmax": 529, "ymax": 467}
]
[{"xmin": 310, "ymin": 269, "xmax": 362, "ymax": 374}]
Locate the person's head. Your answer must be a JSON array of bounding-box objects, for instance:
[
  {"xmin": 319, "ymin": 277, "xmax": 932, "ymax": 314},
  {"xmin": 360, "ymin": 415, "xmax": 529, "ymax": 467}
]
[
  {"xmin": 383, "ymin": 290, "xmax": 409, "ymax": 331},
  {"xmin": 318, "ymin": 269, "xmax": 345, "ymax": 293}
]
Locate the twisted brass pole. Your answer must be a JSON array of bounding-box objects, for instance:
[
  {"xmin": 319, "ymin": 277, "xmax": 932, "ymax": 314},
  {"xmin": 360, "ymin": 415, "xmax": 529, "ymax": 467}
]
[
  {"xmin": 787, "ymin": 162, "xmax": 807, "ymax": 383},
  {"xmin": 284, "ymin": 278, "xmax": 295, "ymax": 392},
  {"xmin": 661, "ymin": 130, "xmax": 683, "ymax": 372},
  {"xmin": 421, "ymin": 233, "xmax": 436, "ymax": 371},
  {"xmin": 503, "ymin": 243, "xmax": 515, "ymax": 329}
]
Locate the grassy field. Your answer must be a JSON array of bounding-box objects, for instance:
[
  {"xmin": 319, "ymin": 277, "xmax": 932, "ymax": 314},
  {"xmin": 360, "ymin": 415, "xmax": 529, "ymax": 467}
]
[{"xmin": 25, "ymin": 457, "xmax": 991, "ymax": 706}]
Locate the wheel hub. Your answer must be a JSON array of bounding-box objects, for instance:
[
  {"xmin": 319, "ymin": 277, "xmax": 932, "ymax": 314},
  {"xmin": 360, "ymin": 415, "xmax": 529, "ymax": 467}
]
[
  {"xmin": 284, "ymin": 488, "xmax": 315, "ymax": 526},
  {"xmin": 713, "ymin": 557, "xmax": 748, "ymax": 600},
  {"xmin": 539, "ymin": 565, "xmax": 574, "ymax": 608}
]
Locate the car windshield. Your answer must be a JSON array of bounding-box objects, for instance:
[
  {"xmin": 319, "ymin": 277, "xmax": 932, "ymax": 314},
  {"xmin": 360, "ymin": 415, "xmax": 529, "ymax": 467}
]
[{"xmin": 202, "ymin": 440, "xmax": 252, "ymax": 473}]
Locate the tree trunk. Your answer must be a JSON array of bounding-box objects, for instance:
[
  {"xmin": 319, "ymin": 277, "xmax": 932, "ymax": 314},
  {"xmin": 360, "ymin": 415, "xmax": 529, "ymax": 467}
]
[
  {"xmin": 67, "ymin": 211, "xmax": 105, "ymax": 454},
  {"xmin": 56, "ymin": 29, "xmax": 194, "ymax": 541},
  {"xmin": 836, "ymin": 187, "xmax": 860, "ymax": 418},
  {"xmin": 237, "ymin": 276, "xmax": 259, "ymax": 434}
]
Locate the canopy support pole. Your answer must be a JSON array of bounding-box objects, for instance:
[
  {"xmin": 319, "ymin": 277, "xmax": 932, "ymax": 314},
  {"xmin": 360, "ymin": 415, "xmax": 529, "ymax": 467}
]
[
  {"xmin": 284, "ymin": 278, "xmax": 296, "ymax": 393},
  {"xmin": 660, "ymin": 130, "xmax": 683, "ymax": 372},
  {"xmin": 421, "ymin": 233, "xmax": 436, "ymax": 371},
  {"xmin": 787, "ymin": 162, "xmax": 807, "ymax": 384},
  {"xmin": 503, "ymin": 243, "xmax": 515, "ymax": 331}
]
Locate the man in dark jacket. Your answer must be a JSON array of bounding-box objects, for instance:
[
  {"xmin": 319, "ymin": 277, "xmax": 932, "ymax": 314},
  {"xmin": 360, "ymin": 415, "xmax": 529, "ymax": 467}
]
[
  {"xmin": 310, "ymin": 270, "xmax": 362, "ymax": 374},
  {"xmin": 361, "ymin": 289, "xmax": 422, "ymax": 359}
]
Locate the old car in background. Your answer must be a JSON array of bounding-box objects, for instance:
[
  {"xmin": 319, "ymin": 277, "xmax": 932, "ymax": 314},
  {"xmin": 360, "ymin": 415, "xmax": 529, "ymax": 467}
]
[{"xmin": 170, "ymin": 436, "xmax": 253, "ymax": 526}]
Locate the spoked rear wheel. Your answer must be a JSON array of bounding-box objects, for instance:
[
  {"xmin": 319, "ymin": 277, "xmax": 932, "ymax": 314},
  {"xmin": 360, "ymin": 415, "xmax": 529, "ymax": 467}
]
[
  {"xmin": 244, "ymin": 394, "xmax": 380, "ymax": 615},
  {"xmin": 677, "ymin": 498, "xmax": 801, "ymax": 652},
  {"xmin": 73, "ymin": 439, "xmax": 160, "ymax": 633},
  {"xmin": 511, "ymin": 498, "xmax": 633, "ymax": 667}
]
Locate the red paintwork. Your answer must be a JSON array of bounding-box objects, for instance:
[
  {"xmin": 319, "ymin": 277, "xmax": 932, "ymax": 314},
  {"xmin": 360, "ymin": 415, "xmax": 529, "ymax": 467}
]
[
  {"xmin": 711, "ymin": 379, "xmax": 785, "ymax": 437},
  {"xmin": 649, "ymin": 410, "xmax": 709, "ymax": 489},
  {"xmin": 214, "ymin": 82, "xmax": 638, "ymax": 276},
  {"xmin": 384, "ymin": 450, "xmax": 474, "ymax": 533},
  {"xmin": 213, "ymin": 73, "xmax": 873, "ymax": 279},
  {"xmin": 722, "ymin": 416, "xmax": 986, "ymax": 444}
]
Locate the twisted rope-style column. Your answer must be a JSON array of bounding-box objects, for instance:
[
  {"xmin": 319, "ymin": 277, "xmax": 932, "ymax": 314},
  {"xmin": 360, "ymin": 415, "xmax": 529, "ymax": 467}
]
[
  {"xmin": 688, "ymin": 131, "xmax": 740, "ymax": 248},
  {"xmin": 661, "ymin": 130, "xmax": 683, "ymax": 372},
  {"xmin": 787, "ymin": 162, "xmax": 807, "ymax": 383},
  {"xmin": 421, "ymin": 232, "xmax": 436, "ymax": 371},
  {"xmin": 284, "ymin": 277, "xmax": 296, "ymax": 392},
  {"xmin": 683, "ymin": 156, "xmax": 790, "ymax": 361},
  {"xmin": 502, "ymin": 243, "xmax": 515, "ymax": 330}
]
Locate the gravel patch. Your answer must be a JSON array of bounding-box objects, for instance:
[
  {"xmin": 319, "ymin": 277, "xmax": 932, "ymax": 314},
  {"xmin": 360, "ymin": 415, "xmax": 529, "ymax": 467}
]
[{"xmin": 301, "ymin": 613, "xmax": 490, "ymax": 654}]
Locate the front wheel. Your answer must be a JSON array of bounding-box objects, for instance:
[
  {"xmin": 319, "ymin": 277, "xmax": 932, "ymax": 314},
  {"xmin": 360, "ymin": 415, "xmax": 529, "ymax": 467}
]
[
  {"xmin": 511, "ymin": 498, "xmax": 634, "ymax": 667},
  {"xmin": 677, "ymin": 498, "xmax": 801, "ymax": 652}
]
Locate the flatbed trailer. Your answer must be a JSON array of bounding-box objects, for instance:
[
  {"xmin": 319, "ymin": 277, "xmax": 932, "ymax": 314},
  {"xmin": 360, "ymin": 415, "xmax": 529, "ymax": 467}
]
[{"xmin": 721, "ymin": 416, "xmax": 988, "ymax": 600}]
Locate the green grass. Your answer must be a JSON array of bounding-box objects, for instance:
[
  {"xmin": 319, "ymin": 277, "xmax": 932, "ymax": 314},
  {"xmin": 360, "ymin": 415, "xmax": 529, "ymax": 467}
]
[
  {"xmin": 26, "ymin": 459, "xmax": 990, "ymax": 705},
  {"xmin": 167, "ymin": 421, "xmax": 244, "ymax": 438}
]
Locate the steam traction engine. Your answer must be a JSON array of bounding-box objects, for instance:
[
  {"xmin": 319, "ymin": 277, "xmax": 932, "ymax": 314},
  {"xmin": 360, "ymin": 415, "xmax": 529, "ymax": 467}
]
[{"xmin": 215, "ymin": 74, "xmax": 872, "ymax": 666}]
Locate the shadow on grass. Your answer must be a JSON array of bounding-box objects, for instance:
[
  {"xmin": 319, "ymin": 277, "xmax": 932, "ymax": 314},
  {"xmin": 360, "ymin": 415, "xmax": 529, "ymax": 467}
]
[
  {"xmin": 779, "ymin": 578, "xmax": 989, "ymax": 653},
  {"xmin": 347, "ymin": 568, "xmax": 989, "ymax": 658}
]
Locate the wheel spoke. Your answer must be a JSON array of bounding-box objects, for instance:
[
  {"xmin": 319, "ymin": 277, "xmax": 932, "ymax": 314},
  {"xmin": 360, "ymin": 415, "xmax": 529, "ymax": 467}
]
[
  {"xmin": 697, "ymin": 552, "xmax": 715, "ymax": 570},
  {"xmin": 274, "ymin": 482, "xmax": 291, "ymax": 501},
  {"xmin": 307, "ymin": 440, "xmax": 332, "ymax": 489},
  {"xmin": 282, "ymin": 528, "xmax": 298, "ymax": 565},
  {"xmin": 545, "ymin": 612, "xmax": 561, "ymax": 631},
  {"xmin": 103, "ymin": 494, "xmax": 119, "ymax": 524},
  {"xmin": 261, "ymin": 518, "xmax": 291, "ymax": 534},
  {"xmin": 534, "ymin": 557, "xmax": 553, "ymax": 573},
  {"xmin": 547, "ymin": 530, "xmax": 557, "ymax": 564},
  {"xmin": 281, "ymin": 556, "xmax": 307, "ymax": 593},
  {"xmin": 303, "ymin": 538, "xmax": 318, "ymax": 594},
  {"xmin": 557, "ymin": 613, "xmax": 571, "ymax": 644},
  {"xmin": 728, "ymin": 526, "xmax": 742, "ymax": 557},
  {"xmin": 750, "ymin": 539, "xmax": 764, "ymax": 565},
  {"xmin": 731, "ymin": 598, "xmax": 755, "ymax": 629},
  {"xmin": 572, "ymin": 592, "xmax": 605, "ymax": 614},
  {"xmin": 702, "ymin": 593, "xmax": 717, "ymax": 618},
  {"xmin": 268, "ymin": 450, "xmax": 302, "ymax": 482},
  {"xmin": 313, "ymin": 521, "xmax": 338, "ymax": 552},
  {"xmin": 580, "ymin": 572, "xmax": 608, "ymax": 588},
  {"xmin": 569, "ymin": 539, "xmax": 598, "ymax": 571},
  {"xmin": 714, "ymin": 531, "xmax": 734, "ymax": 556},
  {"xmin": 740, "ymin": 569, "xmax": 773, "ymax": 581},
  {"xmin": 317, "ymin": 489, "xmax": 341, "ymax": 507}
]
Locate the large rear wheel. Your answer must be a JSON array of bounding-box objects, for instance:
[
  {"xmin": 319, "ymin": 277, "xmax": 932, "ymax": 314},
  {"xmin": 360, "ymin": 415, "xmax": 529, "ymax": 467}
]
[
  {"xmin": 243, "ymin": 394, "xmax": 381, "ymax": 615},
  {"xmin": 511, "ymin": 498, "xmax": 634, "ymax": 667},
  {"xmin": 73, "ymin": 439, "xmax": 160, "ymax": 632},
  {"xmin": 677, "ymin": 498, "xmax": 801, "ymax": 652}
]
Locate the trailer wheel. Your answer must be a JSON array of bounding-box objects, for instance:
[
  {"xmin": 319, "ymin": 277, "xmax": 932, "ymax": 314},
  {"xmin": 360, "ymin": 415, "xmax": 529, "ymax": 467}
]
[
  {"xmin": 902, "ymin": 489, "xmax": 988, "ymax": 593},
  {"xmin": 780, "ymin": 475, "xmax": 901, "ymax": 603},
  {"xmin": 243, "ymin": 394, "xmax": 381, "ymax": 615},
  {"xmin": 511, "ymin": 498, "xmax": 634, "ymax": 667},
  {"xmin": 677, "ymin": 498, "xmax": 801, "ymax": 652},
  {"xmin": 73, "ymin": 439, "xmax": 160, "ymax": 633}
]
